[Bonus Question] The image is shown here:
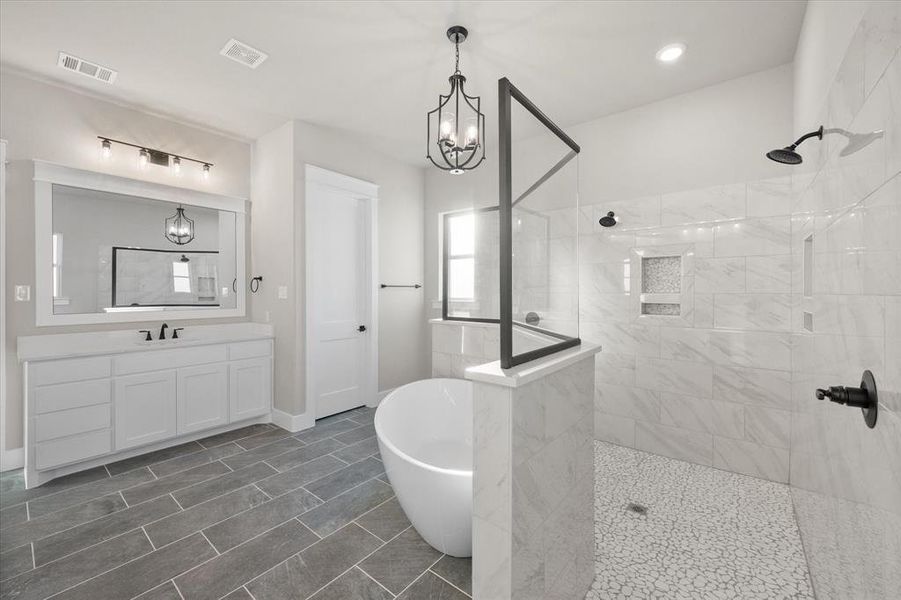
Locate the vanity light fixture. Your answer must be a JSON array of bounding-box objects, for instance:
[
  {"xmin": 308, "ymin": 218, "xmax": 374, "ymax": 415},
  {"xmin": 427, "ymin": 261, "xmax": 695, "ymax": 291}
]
[
  {"xmin": 97, "ymin": 137, "xmax": 213, "ymax": 180},
  {"xmin": 165, "ymin": 206, "xmax": 195, "ymax": 245},
  {"xmin": 656, "ymin": 42, "xmax": 686, "ymax": 63},
  {"xmin": 426, "ymin": 26, "xmax": 486, "ymax": 175}
]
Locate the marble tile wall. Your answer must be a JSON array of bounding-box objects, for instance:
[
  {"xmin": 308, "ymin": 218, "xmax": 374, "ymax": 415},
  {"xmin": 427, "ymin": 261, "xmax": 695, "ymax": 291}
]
[
  {"xmin": 583, "ymin": 172, "xmax": 796, "ymax": 482},
  {"xmin": 788, "ymin": 4, "xmax": 901, "ymax": 598},
  {"xmin": 431, "ymin": 320, "xmax": 499, "ymax": 379},
  {"xmin": 471, "ymin": 357, "xmax": 595, "ymax": 599}
]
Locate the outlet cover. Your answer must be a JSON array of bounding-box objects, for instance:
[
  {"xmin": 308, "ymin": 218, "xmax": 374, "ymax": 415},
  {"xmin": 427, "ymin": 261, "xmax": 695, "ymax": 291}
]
[
  {"xmin": 278, "ymin": 285, "xmax": 288, "ymax": 299},
  {"xmin": 14, "ymin": 285, "xmax": 31, "ymax": 302}
]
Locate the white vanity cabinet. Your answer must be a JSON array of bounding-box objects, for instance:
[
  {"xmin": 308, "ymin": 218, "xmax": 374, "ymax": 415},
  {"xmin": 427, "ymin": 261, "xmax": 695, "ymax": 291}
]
[{"xmin": 21, "ymin": 329, "xmax": 274, "ymax": 488}]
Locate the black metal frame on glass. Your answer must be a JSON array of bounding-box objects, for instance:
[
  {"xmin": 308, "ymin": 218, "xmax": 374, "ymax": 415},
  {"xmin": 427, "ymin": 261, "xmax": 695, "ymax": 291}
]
[{"xmin": 498, "ymin": 77, "xmax": 581, "ymax": 369}]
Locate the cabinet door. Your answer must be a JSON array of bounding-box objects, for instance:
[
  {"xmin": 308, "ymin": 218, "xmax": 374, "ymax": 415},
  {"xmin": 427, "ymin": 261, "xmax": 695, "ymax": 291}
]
[
  {"xmin": 229, "ymin": 358, "xmax": 271, "ymax": 422},
  {"xmin": 177, "ymin": 364, "xmax": 229, "ymax": 435},
  {"xmin": 114, "ymin": 371, "xmax": 177, "ymax": 450}
]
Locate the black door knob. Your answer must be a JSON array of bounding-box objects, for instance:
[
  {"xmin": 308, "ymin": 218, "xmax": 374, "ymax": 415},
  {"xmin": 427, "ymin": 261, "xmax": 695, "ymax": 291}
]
[{"xmin": 358, "ymin": 325, "xmax": 366, "ymax": 332}]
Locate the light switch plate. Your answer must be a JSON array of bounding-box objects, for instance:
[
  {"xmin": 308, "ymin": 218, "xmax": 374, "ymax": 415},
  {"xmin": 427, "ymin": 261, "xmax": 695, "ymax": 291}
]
[
  {"xmin": 14, "ymin": 285, "xmax": 31, "ymax": 302},
  {"xmin": 278, "ymin": 285, "xmax": 288, "ymax": 299}
]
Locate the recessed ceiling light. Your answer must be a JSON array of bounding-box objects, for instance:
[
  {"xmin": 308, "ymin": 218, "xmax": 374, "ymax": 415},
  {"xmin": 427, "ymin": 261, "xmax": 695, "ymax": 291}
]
[{"xmin": 655, "ymin": 43, "xmax": 686, "ymax": 63}]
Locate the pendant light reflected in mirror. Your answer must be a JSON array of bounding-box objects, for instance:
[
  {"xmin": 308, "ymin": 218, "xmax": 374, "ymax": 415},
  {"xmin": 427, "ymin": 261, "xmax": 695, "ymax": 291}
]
[{"xmin": 165, "ymin": 205, "xmax": 195, "ymax": 245}]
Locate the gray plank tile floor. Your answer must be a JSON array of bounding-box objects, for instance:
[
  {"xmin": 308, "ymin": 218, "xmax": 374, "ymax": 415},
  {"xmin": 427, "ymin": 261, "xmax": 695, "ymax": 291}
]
[{"xmin": 0, "ymin": 407, "xmax": 472, "ymax": 600}]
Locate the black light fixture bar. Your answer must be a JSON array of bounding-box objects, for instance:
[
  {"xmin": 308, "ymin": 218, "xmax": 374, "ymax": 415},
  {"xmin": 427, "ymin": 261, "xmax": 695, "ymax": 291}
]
[{"xmin": 97, "ymin": 136, "xmax": 214, "ymax": 168}]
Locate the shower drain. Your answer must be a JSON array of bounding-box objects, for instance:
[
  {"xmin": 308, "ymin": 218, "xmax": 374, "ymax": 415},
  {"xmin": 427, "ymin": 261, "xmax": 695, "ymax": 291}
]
[{"xmin": 626, "ymin": 502, "xmax": 648, "ymax": 515}]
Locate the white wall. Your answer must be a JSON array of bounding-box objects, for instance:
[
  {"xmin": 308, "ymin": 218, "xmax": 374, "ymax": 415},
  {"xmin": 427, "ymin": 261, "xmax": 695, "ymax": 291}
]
[
  {"xmin": 252, "ymin": 119, "xmax": 428, "ymax": 418},
  {"xmin": 249, "ymin": 122, "xmax": 296, "ymax": 415},
  {"xmin": 0, "ymin": 70, "xmax": 252, "ymax": 453}
]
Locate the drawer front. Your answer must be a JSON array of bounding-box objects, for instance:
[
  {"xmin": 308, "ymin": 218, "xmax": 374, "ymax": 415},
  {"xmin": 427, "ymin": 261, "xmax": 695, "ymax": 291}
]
[
  {"xmin": 114, "ymin": 345, "xmax": 228, "ymax": 375},
  {"xmin": 35, "ymin": 429, "xmax": 111, "ymax": 471},
  {"xmin": 29, "ymin": 357, "xmax": 111, "ymax": 387},
  {"xmin": 35, "ymin": 404, "xmax": 111, "ymax": 442},
  {"xmin": 228, "ymin": 340, "xmax": 272, "ymax": 361},
  {"xmin": 34, "ymin": 379, "xmax": 111, "ymax": 414}
]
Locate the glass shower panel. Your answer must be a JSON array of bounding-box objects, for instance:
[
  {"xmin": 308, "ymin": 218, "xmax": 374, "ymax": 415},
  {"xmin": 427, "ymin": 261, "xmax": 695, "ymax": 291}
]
[{"xmin": 500, "ymin": 77, "xmax": 581, "ymax": 367}]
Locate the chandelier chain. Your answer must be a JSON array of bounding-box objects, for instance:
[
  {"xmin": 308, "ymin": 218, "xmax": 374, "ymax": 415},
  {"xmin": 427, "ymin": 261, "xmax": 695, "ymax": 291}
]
[{"xmin": 455, "ymin": 40, "xmax": 460, "ymax": 74}]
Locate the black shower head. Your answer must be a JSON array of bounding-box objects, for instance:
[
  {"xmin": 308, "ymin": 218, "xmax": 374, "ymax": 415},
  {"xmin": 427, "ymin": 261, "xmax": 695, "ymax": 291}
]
[
  {"xmin": 599, "ymin": 211, "xmax": 617, "ymax": 227},
  {"xmin": 766, "ymin": 125, "xmax": 823, "ymax": 165},
  {"xmin": 766, "ymin": 147, "xmax": 803, "ymax": 165}
]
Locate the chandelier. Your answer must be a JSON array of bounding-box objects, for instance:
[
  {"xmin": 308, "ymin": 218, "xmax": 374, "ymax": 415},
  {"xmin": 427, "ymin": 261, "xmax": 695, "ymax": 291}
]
[
  {"xmin": 165, "ymin": 206, "xmax": 195, "ymax": 245},
  {"xmin": 426, "ymin": 26, "xmax": 485, "ymax": 174}
]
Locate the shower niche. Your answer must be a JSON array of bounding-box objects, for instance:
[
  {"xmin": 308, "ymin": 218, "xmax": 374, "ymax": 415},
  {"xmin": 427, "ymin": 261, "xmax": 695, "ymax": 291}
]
[{"xmin": 631, "ymin": 244, "xmax": 694, "ymax": 324}]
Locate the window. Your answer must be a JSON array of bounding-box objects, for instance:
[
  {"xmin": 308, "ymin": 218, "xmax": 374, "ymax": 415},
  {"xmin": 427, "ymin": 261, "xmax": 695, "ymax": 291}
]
[
  {"xmin": 51, "ymin": 233, "xmax": 63, "ymax": 298},
  {"xmin": 172, "ymin": 261, "xmax": 192, "ymax": 294},
  {"xmin": 446, "ymin": 212, "xmax": 474, "ymax": 301}
]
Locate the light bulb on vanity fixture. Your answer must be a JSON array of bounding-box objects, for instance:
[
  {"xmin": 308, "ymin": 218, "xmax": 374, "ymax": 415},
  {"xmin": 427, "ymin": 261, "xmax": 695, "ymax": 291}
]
[
  {"xmin": 171, "ymin": 156, "xmax": 181, "ymax": 175},
  {"xmin": 138, "ymin": 148, "xmax": 150, "ymax": 169},
  {"xmin": 202, "ymin": 163, "xmax": 211, "ymax": 180},
  {"xmin": 100, "ymin": 138, "xmax": 112, "ymax": 159}
]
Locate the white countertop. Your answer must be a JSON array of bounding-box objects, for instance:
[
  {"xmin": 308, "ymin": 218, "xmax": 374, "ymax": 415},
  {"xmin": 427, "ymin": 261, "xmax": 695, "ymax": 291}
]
[
  {"xmin": 17, "ymin": 322, "xmax": 274, "ymax": 362},
  {"xmin": 464, "ymin": 342, "xmax": 601, "ymax": 388}
]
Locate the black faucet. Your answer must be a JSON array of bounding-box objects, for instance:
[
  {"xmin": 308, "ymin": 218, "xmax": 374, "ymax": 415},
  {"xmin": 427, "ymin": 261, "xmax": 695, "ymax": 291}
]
[{"xmin": 159, "ymin": 323, "xmax": 169, "ymax": 340}]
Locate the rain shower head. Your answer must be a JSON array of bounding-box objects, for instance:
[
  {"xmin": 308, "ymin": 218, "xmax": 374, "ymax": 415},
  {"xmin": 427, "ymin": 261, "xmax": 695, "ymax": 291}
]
[
  {"xmin": 599, "ymin": 211, "xmax": 617, "ymax": 227},
  {"xmin": 766, "ymin": 125, "xmax": 823, "ymax": 165},
  {"xmin": 766, "ymin": 147, "xmax": 803, "ymax": 165}
]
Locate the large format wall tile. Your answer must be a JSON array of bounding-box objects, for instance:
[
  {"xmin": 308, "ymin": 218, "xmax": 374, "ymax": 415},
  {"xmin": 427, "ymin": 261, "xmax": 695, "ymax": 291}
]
[
  {"xmin": 635, "ymin": 421, "xmax": 713, "ymax": 466},
  {"xmin": 789, "ymin": 9, "xmax": 901, "ymax": 600}
]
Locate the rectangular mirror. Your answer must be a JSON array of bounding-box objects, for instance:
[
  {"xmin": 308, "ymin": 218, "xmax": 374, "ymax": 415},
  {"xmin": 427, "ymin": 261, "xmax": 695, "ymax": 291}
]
[{"xmin": 35, "ymin": 162, "xmax": 246, "ymax": 325}]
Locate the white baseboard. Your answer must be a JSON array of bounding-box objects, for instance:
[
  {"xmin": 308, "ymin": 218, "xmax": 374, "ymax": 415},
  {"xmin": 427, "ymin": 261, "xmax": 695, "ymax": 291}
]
[
  {"xmin": 0, "ymin": 447, "xmax": 24, "ymax": 472},
  {"xmin": 271, "ymin": 409, "xmax": 315, "ymax": 433}
]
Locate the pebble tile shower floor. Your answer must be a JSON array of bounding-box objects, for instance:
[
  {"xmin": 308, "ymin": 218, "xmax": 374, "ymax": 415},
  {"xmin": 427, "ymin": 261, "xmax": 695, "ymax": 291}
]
[
  {"xmin": 1, "ymin": 416, "xmax": 814, "ymax": 600},
  {"xmin": 586, "ymin": 441, "xmax": 815, "ymax": 600},
  {"xmin": 0, "ymin": 408, "xmax": 471, "ymax": 600}
]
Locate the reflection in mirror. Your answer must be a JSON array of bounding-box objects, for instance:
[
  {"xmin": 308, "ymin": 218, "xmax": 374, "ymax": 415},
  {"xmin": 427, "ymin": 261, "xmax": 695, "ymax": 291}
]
[{"xmin": 51, "ymin": 184, "xmax": 238, "ymax": 315}]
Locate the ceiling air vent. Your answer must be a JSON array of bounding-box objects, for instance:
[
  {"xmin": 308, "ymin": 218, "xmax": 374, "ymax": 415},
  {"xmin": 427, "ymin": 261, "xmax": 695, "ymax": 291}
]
[
  {"xmin": 219, "ymin": 38, "xmax": 268, "ymax": 69},
  {"xmin": 57, "ymin": 52, "xmax": 118, "ymax": 84}
]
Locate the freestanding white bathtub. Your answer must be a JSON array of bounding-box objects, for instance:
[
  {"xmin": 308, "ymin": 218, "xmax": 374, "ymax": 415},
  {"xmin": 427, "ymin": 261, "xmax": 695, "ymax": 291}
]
[{"xmin": 374, "ymin": 378, "xmax": 473, "ymax": 557}]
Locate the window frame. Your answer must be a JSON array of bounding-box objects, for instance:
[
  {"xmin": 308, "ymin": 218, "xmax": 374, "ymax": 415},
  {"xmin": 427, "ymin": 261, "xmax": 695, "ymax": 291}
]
[{"xmin": 441, "ymin": 205, "xmax": 498, "ymax": 323}]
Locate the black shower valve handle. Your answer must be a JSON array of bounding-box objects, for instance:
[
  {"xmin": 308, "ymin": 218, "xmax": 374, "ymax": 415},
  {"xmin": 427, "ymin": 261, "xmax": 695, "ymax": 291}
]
[{"xmin": 815, "ymin": 385, "xmax": 869, "ymax": 409}]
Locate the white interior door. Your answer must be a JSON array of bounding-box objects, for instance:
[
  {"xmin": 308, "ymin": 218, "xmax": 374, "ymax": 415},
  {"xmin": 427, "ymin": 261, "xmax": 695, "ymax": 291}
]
[{"xmin": 306, "ymin": 169, "xmax": 376, "ymax": 419}]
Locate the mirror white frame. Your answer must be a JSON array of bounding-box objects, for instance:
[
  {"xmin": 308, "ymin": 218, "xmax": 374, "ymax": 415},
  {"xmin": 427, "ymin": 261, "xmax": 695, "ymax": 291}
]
[{"xmin": 33, "ymin": 160, "xmax": 247, "ymax": 326}]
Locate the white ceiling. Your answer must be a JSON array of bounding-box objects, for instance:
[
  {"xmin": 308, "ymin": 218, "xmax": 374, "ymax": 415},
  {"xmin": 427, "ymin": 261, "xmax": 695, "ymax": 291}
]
[{"xmin": 0, "ymin": 1, "xmax": 806, "ymax": 166}]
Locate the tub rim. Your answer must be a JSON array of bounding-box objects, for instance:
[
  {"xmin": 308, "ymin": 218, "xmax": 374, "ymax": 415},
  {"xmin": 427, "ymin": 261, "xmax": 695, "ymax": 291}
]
[{"xmin": 374, "ymin": 377, "xmax": 473, "ymax": 478}]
